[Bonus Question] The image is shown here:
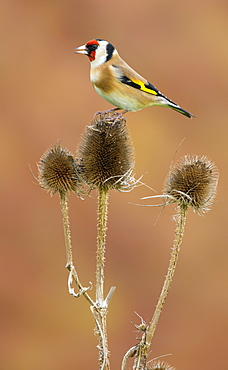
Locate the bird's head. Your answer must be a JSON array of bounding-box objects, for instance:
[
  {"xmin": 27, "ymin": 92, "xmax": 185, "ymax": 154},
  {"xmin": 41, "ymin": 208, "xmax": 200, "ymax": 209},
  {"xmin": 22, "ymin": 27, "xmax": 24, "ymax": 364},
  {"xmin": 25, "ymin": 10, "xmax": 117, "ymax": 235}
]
[{"xmin": 74, "ymin": 39, "xmax": 116, "ymax": 66}]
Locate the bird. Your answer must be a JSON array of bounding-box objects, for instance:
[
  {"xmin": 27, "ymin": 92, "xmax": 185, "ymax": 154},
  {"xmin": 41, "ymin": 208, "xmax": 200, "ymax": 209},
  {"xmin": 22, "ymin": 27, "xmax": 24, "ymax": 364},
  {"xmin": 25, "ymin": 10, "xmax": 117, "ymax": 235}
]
[{"xmin": 74, "ymin": 39, "xmax": 194, "ymax": 118}]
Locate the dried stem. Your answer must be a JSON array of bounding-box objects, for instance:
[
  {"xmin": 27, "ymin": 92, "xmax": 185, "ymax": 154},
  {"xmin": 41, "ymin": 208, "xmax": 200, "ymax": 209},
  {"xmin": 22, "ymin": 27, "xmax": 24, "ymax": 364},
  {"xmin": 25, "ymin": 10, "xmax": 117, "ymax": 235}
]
[
  {"xmin": 96, "ymin": 187, "xmax": 109, "ymax": 306},
  {"xmin": 145, "ymin": 205, "xmax": 188, "ymax": 352},
  {"xmin": 93, "ymin": 186, "xmax": 110, "ymax": 370},
  {"xmin": 59, "ymin": 175, "xmax": 112, "ymax": 370},
  {"xmin": 128, "ymin": 205, "xmax": 188, "ymax": 370},
  {"xmin": 59, "ymin": 191, "xmax": 93, "ymax": 305},
  {"xmin": 121, "ymin": 346, "xmax": 137, "ymax": 370},
  {"xmin": 59, "ymin": 191, "xmax": 73, "ymax": 267},
  {"xmin": 92, "ymin": 306, "xmax": 110, "ymax": 370}
]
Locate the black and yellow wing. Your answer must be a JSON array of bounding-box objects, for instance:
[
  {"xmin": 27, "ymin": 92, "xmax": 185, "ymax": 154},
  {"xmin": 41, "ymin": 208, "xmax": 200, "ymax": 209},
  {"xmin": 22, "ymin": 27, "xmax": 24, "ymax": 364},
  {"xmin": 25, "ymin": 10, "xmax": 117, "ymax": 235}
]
[
  {"xmin": 117, "ymin": 74, "xmax": 193, "ymax": 118},
  {"xmin": 119, "ymin": 75, "xmax": 159, "ymax": 96}
]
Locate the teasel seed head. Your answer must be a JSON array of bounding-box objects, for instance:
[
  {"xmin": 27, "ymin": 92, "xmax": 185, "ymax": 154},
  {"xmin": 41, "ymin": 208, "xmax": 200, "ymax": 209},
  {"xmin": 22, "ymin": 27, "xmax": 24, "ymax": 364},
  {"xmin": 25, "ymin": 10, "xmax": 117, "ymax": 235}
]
[
  {"xmin": 77, "ymin": 112, "xmax": 135, "ymax": 191},
  {"xmin": 38, "ymin": 143, "xmax": 80, "ymax": 195},
  {"xmin": 146, "ymin": 360, "xmax": 176, "ymax": 370},
  {"xmin": 164, "ymin": 155, "xmax": 219, "ymax": 213}
]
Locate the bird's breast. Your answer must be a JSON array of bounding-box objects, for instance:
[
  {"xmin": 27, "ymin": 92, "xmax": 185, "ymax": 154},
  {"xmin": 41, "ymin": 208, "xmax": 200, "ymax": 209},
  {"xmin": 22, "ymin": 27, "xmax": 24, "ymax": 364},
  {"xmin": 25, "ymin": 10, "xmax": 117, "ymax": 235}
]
[
  {"xmin": 90, "ymin": 64, "xmax": 160, "ymax": 111},
  {"xmin": 90, "ymin": 67, "xmax": 101, "ymax": 85},
  {"xmin": 90, "ymin": 64, "xmax": 115, "ymax": 93}
]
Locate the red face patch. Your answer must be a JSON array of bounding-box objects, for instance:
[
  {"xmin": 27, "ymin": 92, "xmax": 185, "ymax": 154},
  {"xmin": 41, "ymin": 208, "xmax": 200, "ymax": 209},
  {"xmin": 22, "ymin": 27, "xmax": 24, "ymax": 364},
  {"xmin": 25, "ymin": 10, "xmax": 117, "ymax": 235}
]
[
  {"xmin": 86, "ymin": 39, "xmax": 99, "ymax": 47},
  {"xmin": 85, "ymin": 39, "xmax": 100, "ymax": 62},
  {"xmin": 88, "ymin": 51, "xmax": 95, "ymax": 62}
]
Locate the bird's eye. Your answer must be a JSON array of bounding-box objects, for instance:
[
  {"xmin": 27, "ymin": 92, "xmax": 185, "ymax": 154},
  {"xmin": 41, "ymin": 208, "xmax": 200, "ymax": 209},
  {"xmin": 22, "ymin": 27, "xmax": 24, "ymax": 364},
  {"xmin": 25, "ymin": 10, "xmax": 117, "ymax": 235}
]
[{"xmin": 87, "ymin": 44, "xmax": 98, "ymax": 52}]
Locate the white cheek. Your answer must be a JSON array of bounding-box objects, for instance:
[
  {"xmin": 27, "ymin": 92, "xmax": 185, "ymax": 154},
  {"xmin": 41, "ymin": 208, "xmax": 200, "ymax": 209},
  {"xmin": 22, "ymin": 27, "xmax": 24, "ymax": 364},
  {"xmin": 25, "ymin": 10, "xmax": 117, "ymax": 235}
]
[{"xmin": 91, "ymin": 53, "xmax": 106, "ymax": 68}]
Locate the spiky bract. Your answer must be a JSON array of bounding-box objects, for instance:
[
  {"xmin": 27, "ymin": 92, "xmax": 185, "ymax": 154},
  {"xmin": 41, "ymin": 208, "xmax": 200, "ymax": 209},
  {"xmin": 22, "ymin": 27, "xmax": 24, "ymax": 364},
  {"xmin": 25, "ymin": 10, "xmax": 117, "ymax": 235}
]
[
  {"xmin": 38, "ymin": 143, "xmax": 80, "ymax": 195},
  {"xmin": 78, "ymin": 112, "xmax": 135, "ymax": 190},
  {"xmin": 164, "ymin": 155, "xmax": 219, "ymax": 213},
  {"xmin": 146, "ymin": 360, "xmax": 176, "ymax": 370}
]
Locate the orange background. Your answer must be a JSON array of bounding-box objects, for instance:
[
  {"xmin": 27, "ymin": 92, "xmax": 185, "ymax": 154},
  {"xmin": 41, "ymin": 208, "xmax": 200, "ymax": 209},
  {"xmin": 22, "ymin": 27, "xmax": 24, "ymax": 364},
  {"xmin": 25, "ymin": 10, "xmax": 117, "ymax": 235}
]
[{"xmin": 1, "ymin": 1, "xmax": 228, "ymax": 369}]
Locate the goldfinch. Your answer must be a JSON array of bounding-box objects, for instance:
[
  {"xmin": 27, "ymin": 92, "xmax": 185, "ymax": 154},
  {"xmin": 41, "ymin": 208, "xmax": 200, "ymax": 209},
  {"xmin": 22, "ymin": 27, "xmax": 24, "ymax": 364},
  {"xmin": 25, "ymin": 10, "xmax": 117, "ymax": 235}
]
[{"xmin": 74, "ymin": 39, "xmax": 193, "ymax": 118}]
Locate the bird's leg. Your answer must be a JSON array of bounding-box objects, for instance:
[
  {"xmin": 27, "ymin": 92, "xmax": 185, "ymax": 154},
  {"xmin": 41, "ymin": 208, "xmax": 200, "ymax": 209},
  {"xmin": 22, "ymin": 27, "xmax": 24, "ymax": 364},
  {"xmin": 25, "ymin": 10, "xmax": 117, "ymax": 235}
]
[
  {"xmin": 107, "ymin": 107, "xmax": 121, "ymax": 113},
  {"xmin": 104, "ymin": 107, "xmax": 121, "ymax": 113},
  {"xmin": 111, "ymin": 109, "xmax": 129, "ymax": 123},
  {"xmin": 93, "ymin": 108, "xmax": 120, "ymax": 123},
  {"xmin": 120, "ymin": 109, "xmax": 129, "ymax": 115},
  {"xmin": 95, "ymin": 107, "xmax": 120, "ymax": 116},
  {"xmin": 103, "ymin": 110, "xmax": 129, "ymax": 132},
  {"xmin": 94, "ymin": 109, "xmax": 129, "ymax": 129}
]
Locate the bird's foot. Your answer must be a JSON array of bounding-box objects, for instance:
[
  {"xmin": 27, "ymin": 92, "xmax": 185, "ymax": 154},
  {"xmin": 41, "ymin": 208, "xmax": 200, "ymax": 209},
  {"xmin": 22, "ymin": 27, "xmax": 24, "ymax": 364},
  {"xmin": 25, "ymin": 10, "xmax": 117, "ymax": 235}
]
[
  {"xmin": 96, "ymin": 107, "xmax": 121, "ymax": 114},
  {"xmin": 94, "ymin": 108, "xmax": 128, "ymax": 124}
]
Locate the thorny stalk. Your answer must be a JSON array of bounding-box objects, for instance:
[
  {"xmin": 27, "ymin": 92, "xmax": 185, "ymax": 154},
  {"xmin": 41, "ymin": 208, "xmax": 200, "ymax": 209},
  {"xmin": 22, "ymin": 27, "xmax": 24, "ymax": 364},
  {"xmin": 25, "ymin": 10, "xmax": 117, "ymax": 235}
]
[
  {"xmin": 146, "ymin": 205, "xmax": 187, "ymax": 345},
  {"xmin": 96, "ymin": 187, "xmax": 109, "ymax": 305},
  {"xmin": 132, "ymin": 205, "xmax": 188, "ymax": 369},
  {"xmin": 60, "ymin": 186, "xmax": 112, "ymax": 370},
  {"xmin": 94, "ymin": 186, "xmax": 110, "ymax": 370},
  {"xmin": 59, "ymin": 191, "xmax": 93, "ymax": 305},
  {"xmin": 121, "ymin": 205, "xmax": 187, "ymax": 370}
]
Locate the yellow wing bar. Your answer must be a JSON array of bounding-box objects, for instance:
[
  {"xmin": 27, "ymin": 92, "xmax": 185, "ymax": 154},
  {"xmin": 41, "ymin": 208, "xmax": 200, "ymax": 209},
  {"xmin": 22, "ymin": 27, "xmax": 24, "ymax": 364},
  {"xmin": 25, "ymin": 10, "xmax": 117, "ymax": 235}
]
[
  {"xmin": 131, "ymin": 79, "xmax": 158, "ymax": 95},
  {"xmin": 120, "ymin": 75, "xmax": 159, "ymax": 96}
]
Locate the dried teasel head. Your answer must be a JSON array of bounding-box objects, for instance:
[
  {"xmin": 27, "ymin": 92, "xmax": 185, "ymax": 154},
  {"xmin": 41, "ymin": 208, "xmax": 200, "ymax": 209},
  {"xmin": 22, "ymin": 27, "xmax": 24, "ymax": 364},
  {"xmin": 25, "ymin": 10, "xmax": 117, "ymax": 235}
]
[
  {"xmin": 77, "ymin": 112, "xmax": 136, "ymax": 191},
  {"xmin": 164, "ymin": 155, "xmax": 219, "ymax": 213},
  {"xmin": 38, "ymin": 143, "xmax": 80, "ymax": 195},
  {"xmin": 146, "ymin": 360, "xmax": 176, "ymax": 370}
]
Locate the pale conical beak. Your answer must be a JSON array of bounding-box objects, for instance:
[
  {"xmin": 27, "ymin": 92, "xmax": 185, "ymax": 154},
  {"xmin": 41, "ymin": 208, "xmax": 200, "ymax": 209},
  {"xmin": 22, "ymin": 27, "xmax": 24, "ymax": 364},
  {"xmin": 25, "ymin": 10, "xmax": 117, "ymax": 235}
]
[{"xmin": 74, "ymin": 44, "xmax": 88, "ymax": 55}]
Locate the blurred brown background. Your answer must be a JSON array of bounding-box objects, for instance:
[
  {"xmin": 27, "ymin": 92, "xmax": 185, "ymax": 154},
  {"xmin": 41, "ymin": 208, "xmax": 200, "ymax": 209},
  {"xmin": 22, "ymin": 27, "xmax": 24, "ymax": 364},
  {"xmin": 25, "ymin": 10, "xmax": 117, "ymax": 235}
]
[{"xmin": 1, "ymin": 0, "xmax": 228, "ymax": 369}]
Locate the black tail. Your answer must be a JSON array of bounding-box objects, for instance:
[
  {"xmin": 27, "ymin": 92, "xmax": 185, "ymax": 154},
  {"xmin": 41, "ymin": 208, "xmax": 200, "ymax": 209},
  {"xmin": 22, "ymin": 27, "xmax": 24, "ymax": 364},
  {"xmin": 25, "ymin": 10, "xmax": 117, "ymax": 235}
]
[
  {"xmin": 156, "ymin": 88, "xmax": 195, "ymax": 118},
  {"xmin": 170, "ymin": 104, "xmax": 195, "ymax": 118}
]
